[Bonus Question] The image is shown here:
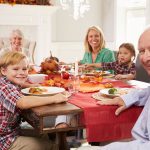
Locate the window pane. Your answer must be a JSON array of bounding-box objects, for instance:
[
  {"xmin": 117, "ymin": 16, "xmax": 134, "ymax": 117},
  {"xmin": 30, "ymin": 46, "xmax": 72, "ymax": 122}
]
[{"xmin": 126, "ymin": 9, "xmax": 145, "ymax": 51}]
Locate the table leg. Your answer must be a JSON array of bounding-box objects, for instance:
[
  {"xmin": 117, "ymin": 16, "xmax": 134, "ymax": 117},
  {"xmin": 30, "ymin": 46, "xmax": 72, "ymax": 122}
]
[{"xmin": 56, "ymin": 132, "xmax": 68, "ymax": 150}]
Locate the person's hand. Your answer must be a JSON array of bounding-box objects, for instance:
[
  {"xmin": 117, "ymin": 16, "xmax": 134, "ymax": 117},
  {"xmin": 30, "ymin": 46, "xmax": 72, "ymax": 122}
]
[
  {"xmin": 97, "ymin": 97, "xmax": 127, "ymax": 115},
  {"xmin": 81, "ymin": 64, "xmax": 94, "ymax": 70},
  {"xmin": 85, "ymin": 63, "xmax": 94, "ymax": 68},
  {"xmin": 115, "ymin": 74, "xmax": 126, "ymax": 80},
  {"xmin": 52, "ymin": 93, "xmax": 68, "ymax": 104}
]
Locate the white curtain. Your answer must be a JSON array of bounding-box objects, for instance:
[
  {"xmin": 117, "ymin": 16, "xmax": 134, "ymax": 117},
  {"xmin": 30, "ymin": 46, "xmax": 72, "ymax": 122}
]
[{"xmin": 146, "ymin": 0, "xmax": 150, "ymax": 25}]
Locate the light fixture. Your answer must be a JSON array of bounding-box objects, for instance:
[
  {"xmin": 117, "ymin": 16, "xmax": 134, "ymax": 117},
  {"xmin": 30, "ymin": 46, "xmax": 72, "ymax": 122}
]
[{"xmin": 59, "ymin": 0, "xmax": 90, "ymax": 20}]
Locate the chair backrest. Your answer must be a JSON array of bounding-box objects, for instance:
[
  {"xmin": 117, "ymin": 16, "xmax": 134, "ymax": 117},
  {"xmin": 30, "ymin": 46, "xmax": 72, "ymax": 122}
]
[
  {"xmin": 113, "ymin": 50, "xmax": 118, "ymax": 60},
  {"xmin": 135, "ymin": 54, "xmax": 149, "ymax": 83},
  {"xmin": 0, "ymin": 37, "xmax": 36, "ymax": 64}
]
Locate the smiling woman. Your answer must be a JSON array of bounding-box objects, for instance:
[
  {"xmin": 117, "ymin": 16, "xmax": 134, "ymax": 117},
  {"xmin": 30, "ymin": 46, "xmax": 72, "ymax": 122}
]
[{"xmin": 79, "ymin": 26, "xmax": 115, "ymax": 73}]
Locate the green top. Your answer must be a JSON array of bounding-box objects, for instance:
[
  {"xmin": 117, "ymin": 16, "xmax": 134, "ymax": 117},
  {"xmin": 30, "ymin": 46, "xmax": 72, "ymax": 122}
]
[
  {"xmin": 80, "ymin": 48, "xmax": 115, "ymax": 64},
  {"xmin": 80, "ymin": 48, "xmax": 116, "ymax": 73}
]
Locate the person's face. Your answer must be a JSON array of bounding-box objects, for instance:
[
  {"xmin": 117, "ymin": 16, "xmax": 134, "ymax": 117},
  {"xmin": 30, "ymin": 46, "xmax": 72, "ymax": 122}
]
[
  {"xmin": 88, "ymin": 29, "xmax": 100, "ymax": 50},
  {"xmin": 1, "ymin": 58, "xmax": 28, "ymax": 86},
  {"xmin": 117, "ymin": 47, "xmax": 133, "ymax": 64},
  {"xmin": 10, "ymin": 33, "xmax": 22, "ymax": 51},
  {"xmin": 138, "ymin": 29, "xmax": 150, "ymax": 75}
]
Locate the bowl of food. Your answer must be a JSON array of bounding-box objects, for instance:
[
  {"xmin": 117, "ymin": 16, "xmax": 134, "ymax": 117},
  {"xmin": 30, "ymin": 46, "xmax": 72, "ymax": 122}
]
[{"xmin": 28, "ymin": 74, "xmax": 48, "ymax": 84}]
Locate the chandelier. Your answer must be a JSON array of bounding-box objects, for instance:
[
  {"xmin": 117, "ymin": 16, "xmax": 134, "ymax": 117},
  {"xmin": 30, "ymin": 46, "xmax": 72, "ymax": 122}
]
[{"xmin": 59, "ymin": 0, "xmax": 90, "ymax": 20}]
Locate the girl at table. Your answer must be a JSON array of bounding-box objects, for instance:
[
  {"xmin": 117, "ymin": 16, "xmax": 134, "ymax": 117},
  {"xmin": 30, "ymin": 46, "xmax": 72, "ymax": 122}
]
[
  {"xmin": 0, "ymin": 51, "xmax": 68, "ymax": 150},
  {"xmin": 79, "ymin": 26, "xmax": 115, "ymax": 67},
  {"xmin": 84, "ymin": 43, "xmax": 136, "ymax": 80}
]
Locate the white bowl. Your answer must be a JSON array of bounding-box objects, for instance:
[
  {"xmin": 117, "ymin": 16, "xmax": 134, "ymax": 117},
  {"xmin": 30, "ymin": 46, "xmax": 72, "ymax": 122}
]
[{"xmin": 28, "ymin": 74, "xmax": 48, "ymax": 84}]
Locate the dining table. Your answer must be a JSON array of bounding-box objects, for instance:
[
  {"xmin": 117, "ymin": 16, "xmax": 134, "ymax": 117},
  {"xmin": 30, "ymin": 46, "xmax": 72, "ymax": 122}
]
[{"xmin": 21, "ymin": 76, "xmax": 149, "ymax": 150}]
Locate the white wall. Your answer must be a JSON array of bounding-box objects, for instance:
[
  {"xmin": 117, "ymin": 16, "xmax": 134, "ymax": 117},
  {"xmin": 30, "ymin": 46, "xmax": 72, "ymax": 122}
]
[
  {"xmin": 0, "ymin": 1, "xmax": 117, "ymax": 64},
  {"xmin": 146, "ymin": 0, "xmax": 150, "ymax": 24},
  {"xmin": 52, "ymin": 0, "xmax": 102, "ymax": 42},
  {"xmin": 51, "ymin": 0, "xmax": 116, "ymax": 62}
]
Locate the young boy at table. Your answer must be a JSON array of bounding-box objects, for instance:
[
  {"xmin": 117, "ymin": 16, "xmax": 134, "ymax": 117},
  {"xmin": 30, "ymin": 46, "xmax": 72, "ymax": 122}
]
[
  {"xmin": 0, "ymin": 51, "xmax": 68, "ymax": 150},
  {"xmin": 84, "ymin": 43, "xmax": 136, "ymax": 80}
]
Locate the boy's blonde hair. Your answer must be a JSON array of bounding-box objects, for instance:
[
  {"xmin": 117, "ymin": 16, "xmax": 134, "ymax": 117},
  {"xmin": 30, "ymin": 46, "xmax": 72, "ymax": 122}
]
[
  {"xmin": 0, "ymin": 51, "xmax": 27, "ymax": 76},
  {"xmin": 84, "ymin": 26, "xmax": 106, "ymax": 52}
]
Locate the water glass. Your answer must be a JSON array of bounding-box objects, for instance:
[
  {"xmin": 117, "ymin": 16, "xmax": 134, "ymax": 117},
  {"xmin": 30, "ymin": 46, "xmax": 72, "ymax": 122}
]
[{"xmin": 68, "ymin": 76, "xmax": 80, "ymax": 94}]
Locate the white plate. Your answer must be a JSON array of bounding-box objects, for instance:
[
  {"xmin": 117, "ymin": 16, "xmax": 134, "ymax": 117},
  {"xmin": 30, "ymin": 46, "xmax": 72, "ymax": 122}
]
[
  {"xmin": 21, "ymin": 86, "xmax": 65, "ymax": 96},
  {"xmin": 126, "ymin": 80, "xmax": 150, "ymax": 88},
  {"xmin": 102, "ymin": 71, "xmax": 111, "ymax": 75},
  {"xmin": 83, "ymin": 70, "xmax": 110, "ymax": 76},
  {"xmin": 99, "ymin": 88, "xmax": 134, "ymax": 97},
  {"xmin": 92, "ymin": 92, "xmax": 113, "ymax": 101}
]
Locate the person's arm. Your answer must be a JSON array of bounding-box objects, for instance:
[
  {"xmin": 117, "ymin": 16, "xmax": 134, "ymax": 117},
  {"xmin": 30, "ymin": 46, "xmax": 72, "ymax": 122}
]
[
  {"xmin": 121, "ymin": 87, "xmax": 149, "ymax": 107},
  {"xmin": 97, "ymin": 87, "xmax": 150, "ymax": 115},
  {"xmin": 17, "ymin": 93, "xmax": 67, "ymax": 109},
  {"xmin": 115, "ymin": 73, "xmax": 136, "ymax": 80},
  {"xmin": 85, "ymin": 63, "xmax": 102, "ymax": 69}
]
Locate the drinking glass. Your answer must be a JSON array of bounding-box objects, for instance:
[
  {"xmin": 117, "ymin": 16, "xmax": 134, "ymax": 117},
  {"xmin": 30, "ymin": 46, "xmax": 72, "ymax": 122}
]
[{"xmin": 68, "ymin": 75, "xmax": 80, "ymax": 95}]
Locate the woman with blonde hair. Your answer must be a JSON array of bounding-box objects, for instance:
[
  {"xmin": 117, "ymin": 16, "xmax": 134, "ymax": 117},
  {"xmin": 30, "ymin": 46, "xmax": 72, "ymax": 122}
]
[{"xmin": 80, "ymin": 26, "xmax": 115, "ymax": 65}]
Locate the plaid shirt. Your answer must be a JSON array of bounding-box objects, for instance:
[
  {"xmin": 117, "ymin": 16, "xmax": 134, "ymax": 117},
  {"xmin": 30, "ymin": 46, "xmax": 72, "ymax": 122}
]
[
  {"xmin": 101, "ymin": 61, "xmax": 136, "ymax": 75},
  {"xmin": 0, "ymin": 77, "xmax": 23, "ymax": 150}
]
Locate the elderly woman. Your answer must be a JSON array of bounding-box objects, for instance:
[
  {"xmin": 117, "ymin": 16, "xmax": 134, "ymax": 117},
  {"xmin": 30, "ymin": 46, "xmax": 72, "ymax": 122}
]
[
  {"xmin": 0, "ymin": 29, "xmax": 32, "ymax": 63},
  {"xmin": 80, "ymin": 26, "xmax": 115, "ymax": 65}
]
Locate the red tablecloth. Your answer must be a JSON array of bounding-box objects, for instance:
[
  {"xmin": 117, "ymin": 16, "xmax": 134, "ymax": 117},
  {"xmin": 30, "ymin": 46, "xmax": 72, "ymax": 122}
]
[{"xmin": 68, "ymin": 80, "xmax": 143, "ymax": 142}]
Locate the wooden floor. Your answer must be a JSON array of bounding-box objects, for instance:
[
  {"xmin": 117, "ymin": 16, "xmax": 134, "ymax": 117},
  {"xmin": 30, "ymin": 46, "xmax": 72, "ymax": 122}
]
[{"xmin": 69, "ymin": 135, "xmax": 133, "ymax": 149}]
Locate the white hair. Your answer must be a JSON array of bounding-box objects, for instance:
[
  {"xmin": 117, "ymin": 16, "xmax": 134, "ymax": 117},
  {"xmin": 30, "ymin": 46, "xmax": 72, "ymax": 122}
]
[{"xmin": 10, "ymin": 29, "xmax": 24, "ymax": 39}]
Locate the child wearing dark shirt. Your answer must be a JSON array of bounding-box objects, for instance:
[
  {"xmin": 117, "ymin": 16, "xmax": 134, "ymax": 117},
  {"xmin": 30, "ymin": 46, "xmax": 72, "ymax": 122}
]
[{"xmin": 84, "ymin": 43, "xmax": 136, "ymax": 80}]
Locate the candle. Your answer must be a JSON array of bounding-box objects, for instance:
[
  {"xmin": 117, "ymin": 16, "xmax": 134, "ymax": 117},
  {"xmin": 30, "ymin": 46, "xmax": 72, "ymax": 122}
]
[{"xmin": 75, "ymin": 58, "xmax": 78, "ymax": 76}]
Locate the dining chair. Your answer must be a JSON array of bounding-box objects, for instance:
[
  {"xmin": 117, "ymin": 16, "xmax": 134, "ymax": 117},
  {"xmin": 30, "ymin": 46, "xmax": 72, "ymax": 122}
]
[
  {"xmin": 135, "ymin": 54, "xmax": 149, "ymax": 83},
  {"xmin": 0, "ymin": 37, "xmax": 36, "ymax": 64},
  {"xmin": 113, "ymin": 50, "xmax": 118, "ymax": 60}
]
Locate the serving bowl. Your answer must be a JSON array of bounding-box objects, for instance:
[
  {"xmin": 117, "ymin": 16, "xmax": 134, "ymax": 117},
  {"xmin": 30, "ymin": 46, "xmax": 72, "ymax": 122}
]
[{"xmin": 28, "ymin": 74, "xmax": 48, "ymax": 84}]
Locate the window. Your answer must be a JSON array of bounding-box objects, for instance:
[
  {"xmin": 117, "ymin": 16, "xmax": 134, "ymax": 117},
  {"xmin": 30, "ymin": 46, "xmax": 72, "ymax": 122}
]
[
  {"xmin": 126, "ymin": 8, "xmax": 145, "ymax": 50},
  {"xmin": 116, "ymin": 0, "xmax": 146, "ymax": 54}
]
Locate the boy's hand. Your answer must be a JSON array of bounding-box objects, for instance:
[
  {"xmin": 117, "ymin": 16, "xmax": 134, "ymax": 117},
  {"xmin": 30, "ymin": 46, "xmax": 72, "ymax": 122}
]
[
  {"xmin": 97, "ymin": 97, "xmax": 127, "ymax": 115},
  {"xmin": 52, "ymin": 93, "xmax": 68, "ymax": 104}
]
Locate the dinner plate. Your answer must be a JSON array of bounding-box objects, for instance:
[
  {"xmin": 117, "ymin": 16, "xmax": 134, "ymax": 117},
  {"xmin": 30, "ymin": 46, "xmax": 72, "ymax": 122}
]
[
  {"xmin": 99, "ymin": 88, "xmax": 134, "ymax": 97},
  {"xmin": 101, "ymin": 71, "xmax": 111, "ymax": 75},
  {"xmin": 92, "ymin": 92, "xmax": 113, "ymax": 101},
  {"xmin": 126, "ymin": 80, "xmax": 150, "ymax": 88},
  {"xmin": 21, "ymin": 86, "xmax": 65, "ymax": 96},
  {"xmin": 83, "ymin": 70, "xmax": 110, "ymax": 76}
]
